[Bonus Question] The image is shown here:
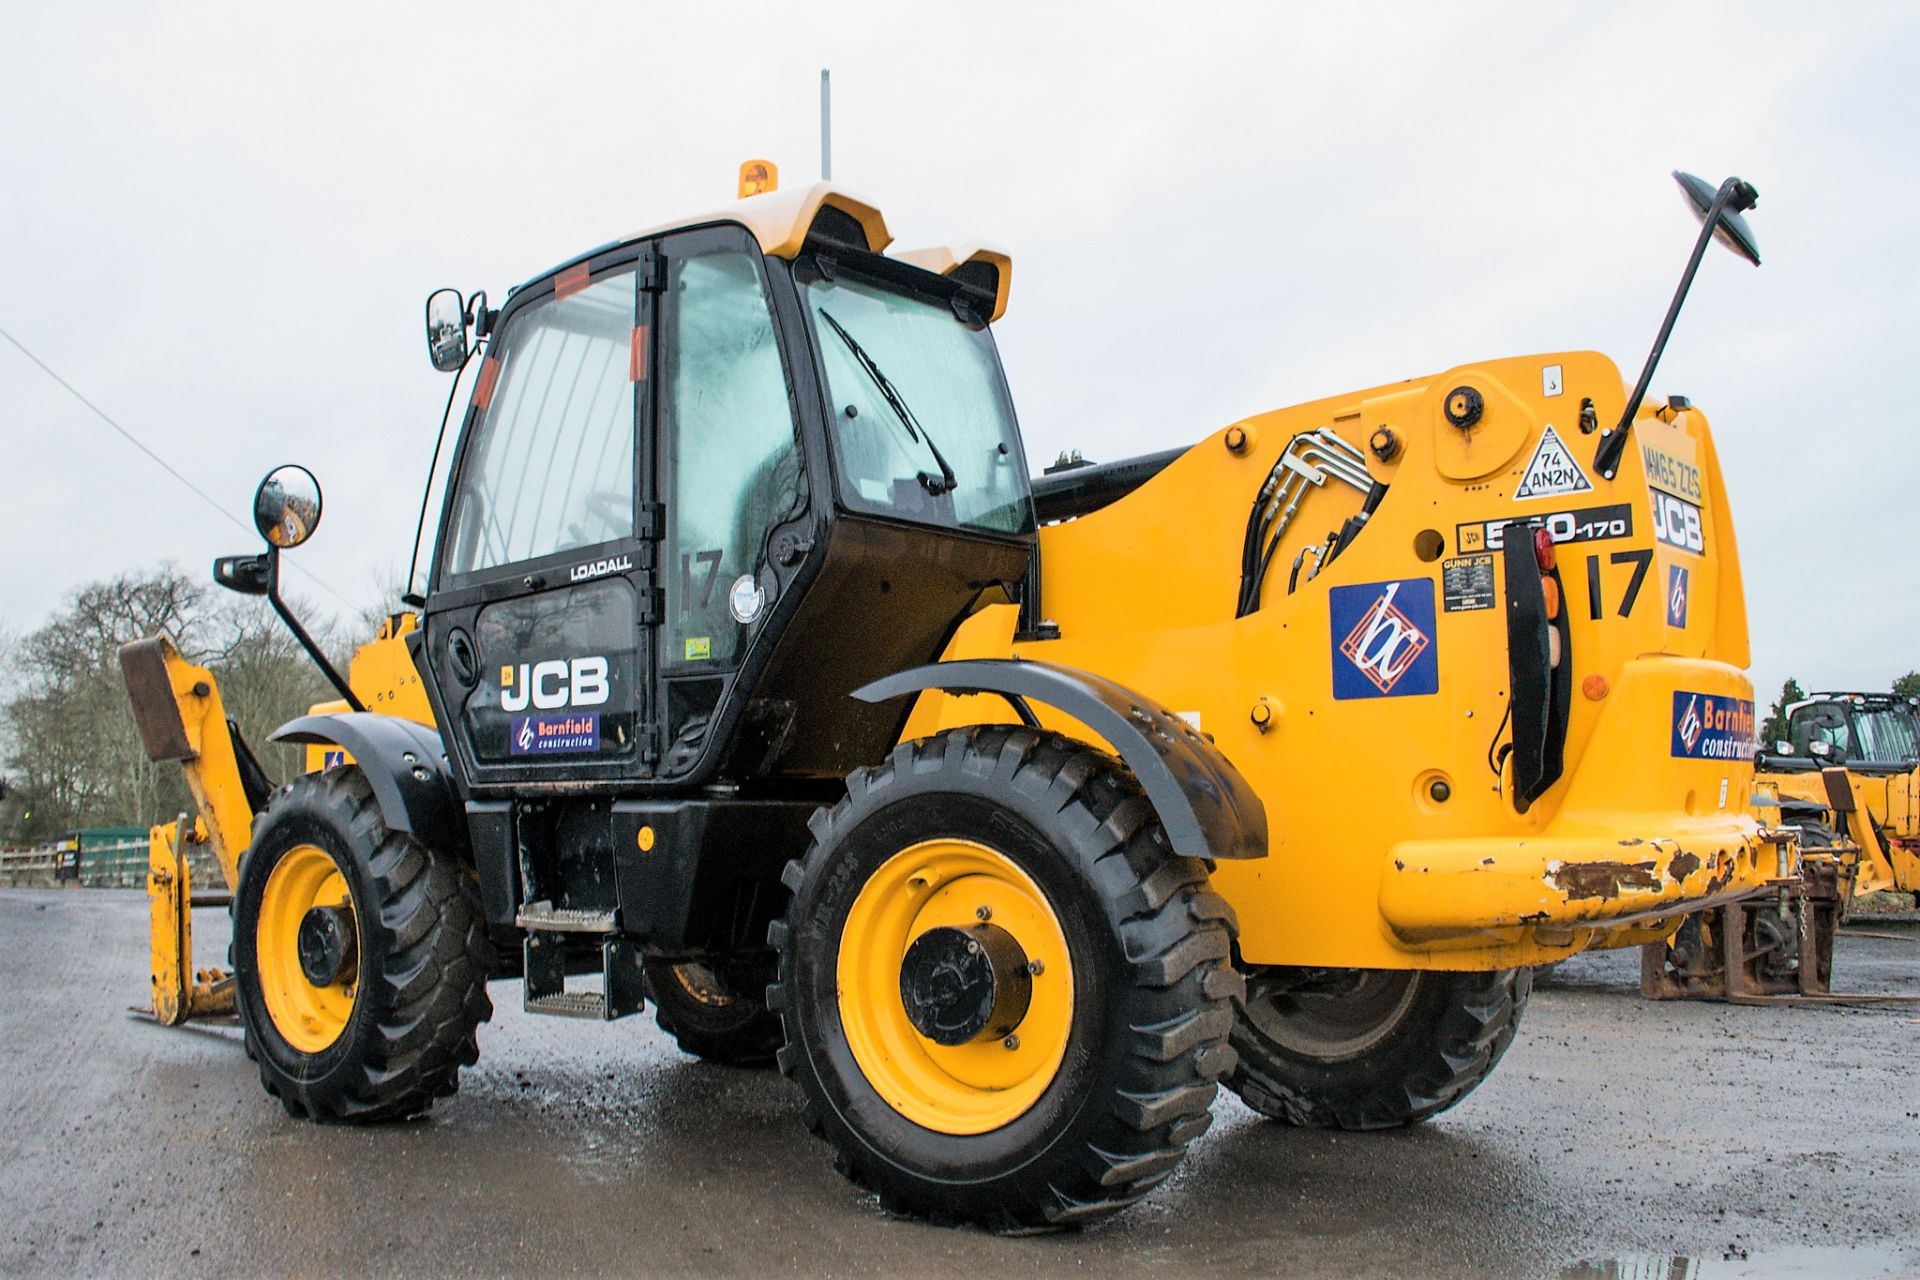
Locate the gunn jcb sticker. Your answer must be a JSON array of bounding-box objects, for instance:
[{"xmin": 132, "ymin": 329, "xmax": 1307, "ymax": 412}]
[
  {"xmin": 1670, "ymin": 691, "xmax": 1754, "ymax": 761},
  {"xmin": 1330, "ymin": 578, "xmax": 1439, "ymax": 700}
]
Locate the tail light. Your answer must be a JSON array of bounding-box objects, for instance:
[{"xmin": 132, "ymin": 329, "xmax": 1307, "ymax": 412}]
[{"xmin": 1532, "ymin": 528, "xmax": 1557, "ymax": 573}]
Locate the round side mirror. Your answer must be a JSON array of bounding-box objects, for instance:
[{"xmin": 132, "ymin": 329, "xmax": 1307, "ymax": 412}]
[
  {"xmin": 255, "ymin": 464, "xmax": 324, "ymax": 548},
  {"xmin": 1673, "ymin": 170, "xmax": 1761, "ymax": 267},
  {"xmin": 426, "ymin": 287, "xmax": 468, "ymax": 372}
]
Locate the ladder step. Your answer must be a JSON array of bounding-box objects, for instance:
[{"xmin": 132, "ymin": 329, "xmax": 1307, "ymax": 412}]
[
  {"xmin": 525, "ymin": 991, "xmax": 611, "ymax": 1019},
  {"xmin": 515, "ymin": 902, "xmax": 617, "ymax": 933}
]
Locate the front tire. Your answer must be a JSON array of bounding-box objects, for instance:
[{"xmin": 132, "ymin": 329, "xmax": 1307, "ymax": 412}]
[
  {"xmin": 233, "ymin": 767, "xmax": 492, "ymax": 1123},
  {"xmin": 771, "ymin": 727, "xmax": 1241, "ymax": 1232},
  {"xmin": 1226, "ymin": 966, "xmax": 1529, "ymax": 1129}
]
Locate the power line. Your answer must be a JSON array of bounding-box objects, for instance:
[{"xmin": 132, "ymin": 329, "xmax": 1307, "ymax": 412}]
[{"xmin": 0, "ymin": 323, "xmax": 359, "ymax": 610}]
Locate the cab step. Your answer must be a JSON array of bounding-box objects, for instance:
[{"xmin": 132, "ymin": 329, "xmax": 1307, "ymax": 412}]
[
  {"xmin": 515, "ymin": 901, "xmax": 617, "ymax": 933},
  {"xmin": 524, "ymin": 991, "xmax": 616, "ymax": 1019},
  {"xmin": 522, "ymin": 931, "xmax": 645, "ymax": 1021}
]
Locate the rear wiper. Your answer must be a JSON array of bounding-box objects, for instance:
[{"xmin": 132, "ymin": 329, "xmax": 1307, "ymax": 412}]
[{"xmin": 818, "ymin": 308, "xmax": 958, "ymax": 496}]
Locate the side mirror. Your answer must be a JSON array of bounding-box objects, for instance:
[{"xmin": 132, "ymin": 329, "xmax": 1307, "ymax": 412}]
[
  {"xmin": 1674, "ymin": 171, "xmax": 1761, "ymax": 266},
  {"xmin": 426, "ymin": 287, "xmax": 467, "ymax": 372},
  {"xmin": 1809, "ymin": 740, "xmax": 1834, "ymax": 761},
  {"xmin": 1773, "ymin": 739, "xmax": 1795, "ymax": 756},
  {"xmin": 254, "ymin": 464, "xmax": 323, "ymax": 549}
]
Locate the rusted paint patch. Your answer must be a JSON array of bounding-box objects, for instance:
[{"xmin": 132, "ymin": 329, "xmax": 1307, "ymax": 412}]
[
  {"xmin": 1703, "ymin": 852, "xmax": 1735, "ymax": 895},
  {"xmin": 1668, "ymin": 849, "xmax": 1702, "ymax": 881},
  {"xmin": 1394, "ymin": 859, "xmax": 1405, "ymax": 871},
  {"xmin": 1547, "ymin": 859, "xmax": 1660, "ymax": 903},
  {"xmin": 1617, "ymin": 837, "xmax": 1646, "ymax": 847}
]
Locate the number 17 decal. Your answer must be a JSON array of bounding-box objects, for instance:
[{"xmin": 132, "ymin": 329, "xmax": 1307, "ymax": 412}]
[{"xmin": 1584, "ymin": 549, "xmax": 1653, "ymax": 619}]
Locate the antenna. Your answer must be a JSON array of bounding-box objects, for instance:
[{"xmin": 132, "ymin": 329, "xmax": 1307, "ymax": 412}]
[{"xmin": 820, "ymin": 69, "xmax": 832, "ymax": 180}]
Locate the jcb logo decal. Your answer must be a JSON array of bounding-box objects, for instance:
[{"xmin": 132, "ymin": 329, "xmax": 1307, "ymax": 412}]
[
  {"xmin": 1330, "ymin": 579, "xmax": 1439, "ymax": 700},
  {"xmin": 500, "ymin": 656, "xmax": 610, "ymax": 712},
  {"xmin": 1650, "ymin": 490, "xmax": 1705, "ymax": 555}
]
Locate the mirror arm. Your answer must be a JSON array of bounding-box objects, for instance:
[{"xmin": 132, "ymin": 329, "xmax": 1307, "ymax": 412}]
[
  {"xmin": 1594, "ymin": 176, "xmax": 1744, "ymax": 481},
  {"xmin": 264, "ymin": 548, "xmax": 366, "ymax": 713}
]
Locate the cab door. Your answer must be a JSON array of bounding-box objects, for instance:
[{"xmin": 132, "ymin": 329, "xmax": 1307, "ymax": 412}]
[
  {"xmin": 650, "ymin": 225, "xmax": 810, "ymax": 779},
  {"xmin": 422, "ymin": 250, "xmax": 656, "ymax": 789}
]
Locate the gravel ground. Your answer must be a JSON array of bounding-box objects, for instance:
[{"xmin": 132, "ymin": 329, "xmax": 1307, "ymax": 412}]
[{"xmin": 1, "ymin": 888, "xmax": 1915, "ymax": 1279}]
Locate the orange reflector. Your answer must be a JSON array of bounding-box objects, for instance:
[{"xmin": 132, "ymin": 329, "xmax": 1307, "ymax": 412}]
[
  {"xmin": 554, "ymin": 263, "xmax": 590, "ymax": 301},
  {"xmin": 738, "ymin": 158, "xmax": 779, "ymax": 198},
  {"xmin": 472, "ymin": 356, "xmax": 501, "ymax": 410},
  {"xmin": 1541, "ymin": 576, "xmax": 1561, "ymax": 621},
  {"xmin": 629, "ymin": 325, "xmax": 649, "ymax": 382},
  {"xmin": 1582, "ymin": 674, "xmax": 1610, "ymax": 701}
]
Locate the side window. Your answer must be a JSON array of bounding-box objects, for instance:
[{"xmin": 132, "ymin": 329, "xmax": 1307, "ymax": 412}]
[
  {"xmin": 444, "ymin": 268, "xmax": 637, "ymax": 578},
  {"xmin": 661, "ymin": 248, "xmax": 801, "ymax": 670}
]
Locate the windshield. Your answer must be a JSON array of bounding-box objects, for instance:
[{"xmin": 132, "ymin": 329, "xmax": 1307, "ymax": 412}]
[
  {"xmin": 803, "ymin": 270, "xmax": 1032, "ymax": 536},
  {"xmin": 1792, "ymin": 700, "xmax": 1920, "ymax": 766},
  {"xmin": 1853, "ymin": 706, "xmax": 1920, "ymax": 765}
]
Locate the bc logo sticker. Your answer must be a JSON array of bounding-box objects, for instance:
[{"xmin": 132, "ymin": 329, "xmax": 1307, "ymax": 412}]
[
  {"xmin": 321, "ymin": 749, "xmax": 346, "ymax": 769},
  {"xmin": 510, "ymin": 714, "xmax": 601, "ymax": 756},
  {"xmin": 1666, "ymin": 564, "xmax": 1689, "ymax": 628},
  {"xmin": 1330, "ymin": 579, "xmax": 1439, "ymax": 699},
  {"xmin": 1669, "ymin": 692, "xmax": 1754, "ymax": 761}
]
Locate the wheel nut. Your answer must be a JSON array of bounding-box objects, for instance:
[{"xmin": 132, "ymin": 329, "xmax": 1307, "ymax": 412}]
[
  {"xmin": 1003, "ymin": 1035, "xmax": 1020, "ymax": 1051},
  {"xmin": 975, "ymin": 906, "xmax": 992, "ymax": 921},
  {"xmin": 1026, "ymin": 959, "xmax": 1045, "ymax": 976}
]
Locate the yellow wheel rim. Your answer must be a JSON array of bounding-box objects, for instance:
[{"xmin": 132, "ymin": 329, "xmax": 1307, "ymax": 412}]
[
  {"xmin": 256, "ymin": 843, "xmax": 358, "ymax": 1054},
  {"xmin": 837, "ymin": 838, "xmax": 1074, "ymax": 1136}
]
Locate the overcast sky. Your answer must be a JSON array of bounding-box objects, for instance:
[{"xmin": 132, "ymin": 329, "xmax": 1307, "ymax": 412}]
[{"xmin": 2, "ymin": 2, "xmax": 1914, "ymax": 706}]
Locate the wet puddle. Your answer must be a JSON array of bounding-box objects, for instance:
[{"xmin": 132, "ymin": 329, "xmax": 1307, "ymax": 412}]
[{"xmin": 1556, "ymin": 1246, "xmax": 1911, "ymax": 1279}]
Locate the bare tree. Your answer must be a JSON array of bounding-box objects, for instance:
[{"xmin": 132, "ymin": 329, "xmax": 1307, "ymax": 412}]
[{"xmin": 0, "ymin": 565, "xmax": 339, "ymax": 840}]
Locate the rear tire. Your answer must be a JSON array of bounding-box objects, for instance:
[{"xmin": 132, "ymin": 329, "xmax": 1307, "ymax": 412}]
[
  {"xmin": 644, "ymin": 954, "xmax": 783, "ymax": 1067},
  {"xmin": 233, "ymin": 767, "xmax": 492, "ymax": 1123},
  {"xmin": 1226, "ymin": 966, "xmax": 1529, "ymax": 1129},
  {"xmin": 770, "ymin": 727, "xmax": 1241, "ymax": 1231}
]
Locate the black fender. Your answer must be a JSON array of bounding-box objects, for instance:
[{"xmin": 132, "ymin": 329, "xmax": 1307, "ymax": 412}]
[
  {"xmin": 270, "ymin": 713, "xmax": 468, "ymax": 856},
  {"xmin": 854, "ymin": 659, "xmax": 1267, "ymax": 861}
]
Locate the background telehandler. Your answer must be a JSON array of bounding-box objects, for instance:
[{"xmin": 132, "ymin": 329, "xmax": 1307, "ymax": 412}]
[
  {"xmin": 125, "ymin": 169, "xmax": 1780, "ymax": 1229},
  {"xmin": 1640, "ymin": 691, "xmax": 1920, "ymax": 1001},
  {"xmin": 1763, "ymin": 691, "xmax": 1919, "ymax": 897}
]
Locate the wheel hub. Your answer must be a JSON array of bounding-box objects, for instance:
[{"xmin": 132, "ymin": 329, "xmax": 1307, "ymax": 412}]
[
  {"xmin": 899, "ymin": 924, "xmax": 1032, "ymax": 1046},
  {"xmin": 297, "ymin": 904, "xmax": 358, "ymax": 987}
]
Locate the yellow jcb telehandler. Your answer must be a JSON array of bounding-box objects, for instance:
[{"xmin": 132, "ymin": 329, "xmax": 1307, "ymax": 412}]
[{"xmin": 125, "ymin": 169, "xmax": 1781, "ymax": 1229}]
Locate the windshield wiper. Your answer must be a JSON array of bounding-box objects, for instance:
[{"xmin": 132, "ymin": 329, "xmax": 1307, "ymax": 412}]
[{"xmin": 818, "ymin": 308, "xmax": 958, "ymax": 496}]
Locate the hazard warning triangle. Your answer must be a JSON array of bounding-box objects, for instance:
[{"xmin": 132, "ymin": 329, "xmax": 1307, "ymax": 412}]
[{"xmin": 1513, "ymin": 424, "xmax": 1592, "ymax": 500}]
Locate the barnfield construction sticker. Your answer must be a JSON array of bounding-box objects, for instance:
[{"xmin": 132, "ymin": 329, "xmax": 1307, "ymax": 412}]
[
  {"xmin": 1669, "ymin": 692, "xmax": 1754, "ymax": 760},
  {"xmin": 1513, "ymin": 425, "xmax": 1592, "ymax": 500}
]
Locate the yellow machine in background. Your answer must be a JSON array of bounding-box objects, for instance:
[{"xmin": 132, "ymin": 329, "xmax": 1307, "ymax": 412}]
[
  {"xmin": 1762, "ymin": 692, "xmax": 1919, "ymax": 896},
  {"xmin": 1640, "ymin": 694, "xmax": 1920, "ymax": 1001}
]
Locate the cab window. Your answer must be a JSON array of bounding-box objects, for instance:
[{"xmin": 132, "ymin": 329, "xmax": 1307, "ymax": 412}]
[
  {"xmin": 660, "ymin": 247, "xmax": 801, "ymax": 670},
  {"xmin": 443, "ymin": 268, "xmax": 637, "ymax": 578},
  {"xmin": 802, "ymin": 269, "xmax": 1031, "ymax": 537}
]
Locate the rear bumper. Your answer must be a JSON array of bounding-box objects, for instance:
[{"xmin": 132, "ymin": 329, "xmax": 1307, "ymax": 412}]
[
  {"xmin": 1381, "ymin": 657, "xmax": 1782, "ymax": 946},
  {"xmin": 1381, "ymin": 819, "xmax": 1789, "ymax": 945}
]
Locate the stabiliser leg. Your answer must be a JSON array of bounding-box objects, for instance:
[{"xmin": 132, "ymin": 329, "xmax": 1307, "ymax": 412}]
[{"xmin": 145, "ymin": 815, "xmax": 235, "ymax": 1025}]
